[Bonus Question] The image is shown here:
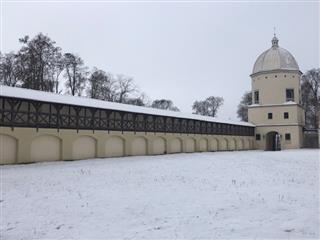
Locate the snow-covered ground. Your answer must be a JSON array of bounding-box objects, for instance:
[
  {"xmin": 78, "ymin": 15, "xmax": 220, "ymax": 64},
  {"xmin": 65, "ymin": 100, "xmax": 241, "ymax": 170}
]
[{"xmin": 1, "ymin": 149, "xmax": 319, "ymax": 239}]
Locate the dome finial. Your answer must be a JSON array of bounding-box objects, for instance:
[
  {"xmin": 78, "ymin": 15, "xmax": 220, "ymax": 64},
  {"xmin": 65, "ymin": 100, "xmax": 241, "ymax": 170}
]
[{"xmin": 272, "ymin": 27, "xmax": 279, "ymax": 47}]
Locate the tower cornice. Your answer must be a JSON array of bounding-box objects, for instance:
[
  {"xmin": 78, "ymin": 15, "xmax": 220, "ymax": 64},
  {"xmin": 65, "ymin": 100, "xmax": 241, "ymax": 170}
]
[{"xmin": 250, "ymin": 69, "xmax": 302, "ymax": 78}]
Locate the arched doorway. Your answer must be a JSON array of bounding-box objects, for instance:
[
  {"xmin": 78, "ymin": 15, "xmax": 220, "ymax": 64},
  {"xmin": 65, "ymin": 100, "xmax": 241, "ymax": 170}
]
[{"xmin": 266, "ymin": 131, "xmax": 281, "ymax": 151}]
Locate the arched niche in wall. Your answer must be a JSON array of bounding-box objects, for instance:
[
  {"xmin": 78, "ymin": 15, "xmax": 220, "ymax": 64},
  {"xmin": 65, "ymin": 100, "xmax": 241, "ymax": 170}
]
[
  {"xmin": 185, "ymin": 138, "xmax": 196, "ymax": 153},
  {"xmin": 170, "ymin": 138, "xmax": 182, "ymax": 153},
  {"xmin": 0, "ymin": 134, "xmax": 17, "ymax": 164},
  {"xmin": 209, "ymin": 138, "xmax": 219, "ymax": 151},
  {"xmin": 131, "ymin": 137, "xmax": 147, "ymax": 156},
  {"xmin": 199, "ymin": 138, "xmax": 208, "ymax": 152},
  {"xmin": 238, "ymin": 139, "xmax": 244, "ymax": 150},
  {"xmin": 228, "ymin": 138, "xmax": 237, "ymax": 151},
  {"xmin": 153, "ymin": 137, "xmax": 166, "ymax": 155},
  {"xmin": 72, "ymin": 136, "xmax": 96, "ymax": 160},
  {"xmin": 105, "ymin": 136, "xmax": 124, "ymax": 157},
  {"xmin": 31, "ymin": 135, "xmax": 61, "ymax": 162},
  {"xmin": 244, "ymin": 139, "xmax": 250, "ymax": 150},
  {"xmin": 220, "ymin": 138, "xmax": 228, "ymax": 151}
]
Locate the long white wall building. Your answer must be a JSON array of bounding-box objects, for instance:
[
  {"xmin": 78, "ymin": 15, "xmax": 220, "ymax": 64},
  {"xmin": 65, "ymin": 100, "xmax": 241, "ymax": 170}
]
[{"xmin": 0, "ymin": 86, "xmax": 255, "ymax": 165}]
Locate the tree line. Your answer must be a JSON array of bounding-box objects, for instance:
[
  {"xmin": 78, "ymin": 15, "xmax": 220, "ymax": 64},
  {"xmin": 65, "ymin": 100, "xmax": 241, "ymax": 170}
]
[
  {"xmin": 0, "ymin": 33, "xmax": 225, "ymax": 117},
  {"xmin": 2, "ymin": 33, "xmax": 318, "ymax": 124},
  {"xmin": 0, "ymin": 33, "xmax": 146, "ymax": 104},
  {"xmin": 237, "ymin": 69, "xmax": 320, "ymax": 129}
]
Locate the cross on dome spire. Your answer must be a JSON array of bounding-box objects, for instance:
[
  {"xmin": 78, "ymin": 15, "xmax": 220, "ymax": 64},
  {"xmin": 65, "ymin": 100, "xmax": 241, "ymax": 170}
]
[{"xmin": 272, "ymin": 27, "xmax": 279, "ymax": 47}]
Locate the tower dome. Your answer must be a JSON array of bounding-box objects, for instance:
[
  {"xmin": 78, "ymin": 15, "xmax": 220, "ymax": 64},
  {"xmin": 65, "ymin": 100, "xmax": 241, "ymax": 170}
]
[{"xmin": 252, "ymin": 35, "xmax": 299, "ymax": 75}]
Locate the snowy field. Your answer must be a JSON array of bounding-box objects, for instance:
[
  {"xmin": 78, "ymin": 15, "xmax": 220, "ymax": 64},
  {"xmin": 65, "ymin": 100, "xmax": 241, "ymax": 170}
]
[{"xmin": 1, "ymin": 149, "xmax": 319, "ymax": 239}]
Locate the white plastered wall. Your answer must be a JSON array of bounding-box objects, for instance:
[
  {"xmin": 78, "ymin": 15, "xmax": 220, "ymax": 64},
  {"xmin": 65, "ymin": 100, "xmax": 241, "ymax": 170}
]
[{"xmin": 0, "ymin": 127, "xmax": 255, "ymax": 165}]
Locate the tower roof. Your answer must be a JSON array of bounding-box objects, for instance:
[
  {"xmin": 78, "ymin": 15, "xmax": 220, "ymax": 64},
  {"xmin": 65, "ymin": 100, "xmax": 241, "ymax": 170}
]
[{"xmin": 252, "ymin": 35, "xmax": 299, "ymax": 75}]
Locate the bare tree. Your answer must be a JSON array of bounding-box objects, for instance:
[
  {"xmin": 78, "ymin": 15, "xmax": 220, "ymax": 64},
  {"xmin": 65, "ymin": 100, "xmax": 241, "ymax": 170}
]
[
  {"xmin": 64, "ymin": 53, "xmax": 88, "ymax": 96},
  {"xmin": 237, "ymin": 91, "xmax": 252, "ymax": 121},
  {"xmin": 50, "ymin": 52, "xmax": 64, "ymax": 94},
  {"xmin": 0, "ymin": 52, "xmax": 19, "ymax": 87},
  {"xmin": 151, "ymin": 99, "xmax": 180, "ymax": 111},
  {"xmin": 301, "ymin": 68, "xmax": 320, "ymax": 129},
  {"xmin": 114, "ymin": 75, "xmax": 137, "ymax": 103},
  {"xmin": 192, "ymin": 96, "xmax": 224, "ymax": 117}
]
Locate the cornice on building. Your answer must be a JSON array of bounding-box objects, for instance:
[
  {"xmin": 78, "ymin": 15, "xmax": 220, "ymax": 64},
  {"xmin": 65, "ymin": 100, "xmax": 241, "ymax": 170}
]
[
  {"xmin": 254, "ymin": 123, "xmax": 304, "ymax": 127},
  {"xmin": 250, "ymin": 69, "xmax": 302, "ymax": 78},
  {"xmin": 248, "ymin": 102, "xmax": 304, "ymax": 108}
]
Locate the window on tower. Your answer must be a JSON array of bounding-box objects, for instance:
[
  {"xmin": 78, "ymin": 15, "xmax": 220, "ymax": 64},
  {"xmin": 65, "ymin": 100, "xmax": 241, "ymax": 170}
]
[
  {"xmin": 285, "ymin": 133, "xmax": 291, "ymax": 141},
  {"xmin": 286, "ymin": 89, "xmax": 294, "ymax": 102},
  {"xmin": 254, "ymin": 90, "xmax": 259, "ymax": 104},
  {"xmin": 268, "ymin": 113, "xmax": 273, "ymax": 119}
]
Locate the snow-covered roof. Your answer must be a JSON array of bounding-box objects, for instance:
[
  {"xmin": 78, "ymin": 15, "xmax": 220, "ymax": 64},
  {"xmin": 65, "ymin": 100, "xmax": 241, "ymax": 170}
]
[{"xmin": 0, "ymin": 86, "xmax": 254, "ymax": 127}]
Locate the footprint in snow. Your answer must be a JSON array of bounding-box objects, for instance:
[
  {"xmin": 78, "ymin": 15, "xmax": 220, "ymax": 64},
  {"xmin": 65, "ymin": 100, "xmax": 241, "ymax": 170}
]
[{"xmin": 56, "ymin": 224, "xmax": 65, "ymax": 230}]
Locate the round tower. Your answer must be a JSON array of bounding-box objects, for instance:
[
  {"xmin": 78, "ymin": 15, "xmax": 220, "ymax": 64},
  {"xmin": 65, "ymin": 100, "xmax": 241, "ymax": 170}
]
[{"xmin": 248, "ymin": 35, "xmax": 305, "ymax": 150}]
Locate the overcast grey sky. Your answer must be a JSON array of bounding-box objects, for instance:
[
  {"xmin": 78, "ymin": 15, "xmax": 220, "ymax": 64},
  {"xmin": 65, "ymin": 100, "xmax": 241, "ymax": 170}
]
[{"xmin": 2, "ymin": 1, "xmax": 319, "ymax": 121}]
